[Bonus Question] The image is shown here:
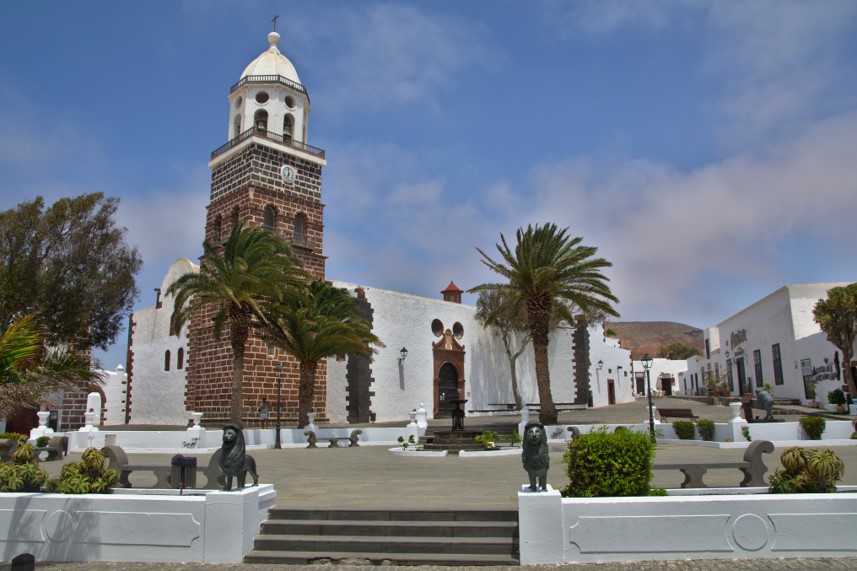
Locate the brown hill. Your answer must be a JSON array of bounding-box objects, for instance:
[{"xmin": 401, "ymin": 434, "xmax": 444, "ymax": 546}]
[{"xmin": 605, "ymin": 321, "xmax": 704, "ymax": 361}]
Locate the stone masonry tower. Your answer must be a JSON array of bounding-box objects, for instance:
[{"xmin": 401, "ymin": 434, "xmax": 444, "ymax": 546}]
[{"xmin": 186, "ymin": 30, "xmax": 327, "ymax": 426}]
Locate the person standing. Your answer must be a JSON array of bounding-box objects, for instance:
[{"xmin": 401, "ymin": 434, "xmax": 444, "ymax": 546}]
[{"xmin": 258, "ymin": 397, "xmax": 270, "ymax": 428}]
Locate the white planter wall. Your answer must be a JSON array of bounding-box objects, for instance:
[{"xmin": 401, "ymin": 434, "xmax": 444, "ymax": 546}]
[
  {"xmin": 519, "ymin": 488, "xmax": 857, "ymax": 565},
  {"xmin": 0, "ymin": 484, "xmax": 275, "ymax": 563}
]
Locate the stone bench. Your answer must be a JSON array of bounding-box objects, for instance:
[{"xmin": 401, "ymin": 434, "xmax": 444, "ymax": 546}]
[
  {"xmin": 102, "ymin": 445, "xmax": 226, "ymax": 490},
  {"xmin": 34, "ymin": 436, "xmax": 69, "ymax": 461},
  {"xmin": 653, "ymin": 439, "xmax": 775, "ymax": 488},
  {"xmin": 526, "ymin": 402, "xmax": 588, "ymax": 412},
  {"xmin": 657, "ymin": 408, "xmax": 699, "ymax": 422},
  {"xmin": 304, "ymin": 429, "xmax": 362, "ymax": 449}
]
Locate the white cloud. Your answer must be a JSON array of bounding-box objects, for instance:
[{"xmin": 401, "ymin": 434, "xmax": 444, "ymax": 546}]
[
  {"xmin": 518, "ymin": 110, "xmax": 857, "ymax": 322},
  {"xmin": 292, "ymin": 3, "xmax": 498, "ymax": 113}
]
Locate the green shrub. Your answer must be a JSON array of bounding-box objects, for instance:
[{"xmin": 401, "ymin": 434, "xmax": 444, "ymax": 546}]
[
  {"xmin": 799, "ymin": 416, "xmax": 826, "ymax": 440},
  {"xmin": 827, "ymin": 389, "xmax": 846, "ymax": 405},
  {"xmin": 35, "ymin": 435, "xmax": 50, "ymax": 448},
  {"xmin": 768, "ymin": 447, "xmax": 844, "ymax": 493},
  {"xmin": 561, "ymin": 427, "xmax": 655, "ymax": 497},
  {"xmin": 474, "ymin": 430, "xmax": 499, "ymax": 448},
  {"xmin": 672, "ymin": 421, "xmax": 695, "ymax": 440},
  {"xmin": 0, "ymin": 433, "xmax": 27, "ymax": 444},
  {"xmin": 0, "ymin": 442, "xmax": 48, "ymax": 492},
  {"xmin": 696, "ymin": 419, "xmax": 715, "ymax": 441},
  {"xmin": 45, "ymin": 448, "xmax": 119, "ymax": 494}
]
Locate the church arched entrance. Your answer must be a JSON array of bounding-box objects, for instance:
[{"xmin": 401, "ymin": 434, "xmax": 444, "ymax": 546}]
[
  {"xmin": 432, "ymin": 327, "xmax": 465, "ymax": 418},
  {"xmin": 437, "ymin": 363, "xmax": 460, "ymax": 418}
]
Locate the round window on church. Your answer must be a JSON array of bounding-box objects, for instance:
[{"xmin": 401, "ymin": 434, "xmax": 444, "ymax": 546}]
[
  {"xmin": 285, "ymin": 95, "xmax": 296, "ymax": 109},
  {"xmin": 453, "ymin": 322, "xmax": 464, "ymax": 339},
  {"xmin": 431, "ymin": 319, "xmax": 444, "ymax": 337},
  {"xmin": 255, "ymin": 91, "xmax": 269, "ymax": 104},
  {"xmin": 234, "ymin": 96, "xmax": 243, "ymax": 108}
]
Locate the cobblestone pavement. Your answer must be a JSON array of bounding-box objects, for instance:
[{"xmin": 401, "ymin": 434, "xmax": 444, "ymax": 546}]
[{"xmin": 30, "ymin": 557, "xmax": 857, "ymax": 570}]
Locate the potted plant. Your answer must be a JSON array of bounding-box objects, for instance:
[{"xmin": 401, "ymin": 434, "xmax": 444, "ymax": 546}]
[
  {"xmin": 805, "ymin": 382, "xmax": 819, "ymax": 408},
  {"xmin": 827, "ymin": 388, "xmax": 847, "ymax": 414}
]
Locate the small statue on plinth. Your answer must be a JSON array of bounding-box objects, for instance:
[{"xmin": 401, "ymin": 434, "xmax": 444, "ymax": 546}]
[
  {"xmin": 522, "ymin": 422, "xmax": 550, "ymax": 492},
  {"xmin": 756, "ymin": 389, "xmax": 775, "ymax": 421}
]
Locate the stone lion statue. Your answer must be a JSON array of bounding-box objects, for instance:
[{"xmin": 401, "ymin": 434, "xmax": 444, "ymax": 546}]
[
  {"xmin": 219, "ymin": 424, "xmax": 259, "ymax": 491},
  {"xmin": 521, "ymin": 421, "xmax": 550, "ymax": 492},
  {"xmin": 756, "ymin": 389, "xmax": 775, "ymax": 421}
]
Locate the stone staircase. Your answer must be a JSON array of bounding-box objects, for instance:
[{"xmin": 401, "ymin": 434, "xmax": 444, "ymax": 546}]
[{"xmin": 244, "ymin": 508, "xmax": 520, "ymax": 566}]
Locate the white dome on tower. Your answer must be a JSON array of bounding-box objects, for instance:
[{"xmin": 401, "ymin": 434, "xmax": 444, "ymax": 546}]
[{"xmin": 240, "ymin": 32, "xmax": 301, "ymax": 84}]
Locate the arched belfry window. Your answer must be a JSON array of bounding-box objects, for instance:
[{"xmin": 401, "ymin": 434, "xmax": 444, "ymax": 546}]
[
  {"xmin": 294, "ymin": 213, "xmax": 306, "ymax": 244},
  {"xmin": 164, "ymin": 350, "xmax": 171, "ymax": 372},
  {"xmin": 283, "ymin": 114, "xmax": 295, "ymax": 140},
  {"xmin": 233, "ymin": 115, "xmax": 242, "ymax": 138},
  {"xmin": 213, "ymin": 214, "xmax": 222, "ymax": 244},
  {"xmin": 254, "ymin": 110, "xmax": 268, "ymax": 131},
  {"xmin": 263, "ymin": 206, "xmax": 276, "ymax": 232}
]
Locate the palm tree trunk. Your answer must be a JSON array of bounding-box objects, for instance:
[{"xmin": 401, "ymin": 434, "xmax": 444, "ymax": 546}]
[
  {"xmin": 527, "ymin": 300, "xmax": 557, "ymax": 425},
  {"xmin": 508, "ymin": 351, "xmax": 523, "ymax": 410},
  {"xmin": 298, "ymin": 361, "xmax": 318, "ymax": 428},
  {"xmin": 229, "ymin": 322, "xmax": 249, "ymax": 427}
]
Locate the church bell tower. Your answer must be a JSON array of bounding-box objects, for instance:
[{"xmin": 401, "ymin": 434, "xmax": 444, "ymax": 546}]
[{"xmin": 185, "ymin": 29, "xmax": 327, "ymax": 426}]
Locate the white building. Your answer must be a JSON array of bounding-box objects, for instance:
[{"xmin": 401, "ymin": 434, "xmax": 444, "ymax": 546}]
[
  {"xmin": 681, "ymin": 283, "xmax": 855, "ymax": 408},
  {"xmin": 126, "ymin": 258, "xmax": 196, "ymax": 425}
]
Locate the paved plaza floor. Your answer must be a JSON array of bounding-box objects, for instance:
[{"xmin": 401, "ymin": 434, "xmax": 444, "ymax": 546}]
[{"xmin": 29, "ymin": 398, "xmax": 857, "ymax": 569}]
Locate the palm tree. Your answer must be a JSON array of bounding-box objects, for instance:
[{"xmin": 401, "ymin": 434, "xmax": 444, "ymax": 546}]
[
  {"xmin": 167, "ymin": 222, "xmax": 306, "ymax": 425},
  {"xmin": 262, "ymin": 280, "xmax": 382, "ymax": 427},
  {"xmin": 471, "ymin": 223, "xmax": 619, "ymax": 425},
  {"xmin": 0, "ymin": 314, "xmax": 102, "ymax": 416}
]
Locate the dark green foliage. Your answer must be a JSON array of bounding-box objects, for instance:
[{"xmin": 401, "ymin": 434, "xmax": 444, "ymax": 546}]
[
  {"xmin": 561, "ymin": 427, "xmax": 655, "ymax": 497},
  {"xmin": 672, "ymin": 420, "xmax": 695, "ymax": 440},
  {"xmin": 0, "ymin": 433, "xmax": 27, "ymax": 443},
  {"xmin": 768, "ymin": 447, "xmax": 844, "ymax": 493},
  {"xmin": 696, "ymin": 419, "xmax": 715, "ymax": 441},
  {"xmin": 474, "ymin": 430, "xmax": 500, "ymax": 448},
  {"xmin": 827, "ymin": 389, "xmax": 846, "ymax": 405},
  {"xmin": 45, "ymin": 447, "xmax": 119, "ymax": 494},
  {"xmin": 657, "ymin": 342, "xmax": 701, "ymax": 360},
  {"xmin": 813, "ymin": 283, "xmax": 857, "ymax": 396},
  {"xmin": 799, "ymin": 416, "xmax": 826, "ymax": 440},
  {"xmin": 0, "ymin": 442, "xmax": 48, "ymax": 492},
  {"xmin": 0, "ymin": 194, "xmax": 142, "ymax": 350},
  {"xmin": 35, "ymin": 435, "xmax": 50, "ymax": 448}
]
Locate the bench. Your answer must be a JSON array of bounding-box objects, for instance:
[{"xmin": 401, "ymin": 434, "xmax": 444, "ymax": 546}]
[
  {"xmin": 34, "ymin": 436, "xmax": 69, "ymax": 461},
  {"xmin": 305, "ymin": 429, "xmax": 362, "ymax": 449},
  {"xmin": 102, "ymin": 445, "xmax": 226, "ymax": 490},
  {"xmin": 526, "ymin": 402, "xmax": 588, "ymax": 412},
  {"xmin": 653, "ymin": 439, "xmax": 775, "ymax": 488},
  {"xmin": 657, "ymin": 408, "xmax": 698, "ymax": 422}
]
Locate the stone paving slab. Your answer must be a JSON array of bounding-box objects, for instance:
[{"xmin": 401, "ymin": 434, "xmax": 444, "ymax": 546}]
[{"xmin": 28, "ymin": 557, "xmax": 857, "ymax": 570}]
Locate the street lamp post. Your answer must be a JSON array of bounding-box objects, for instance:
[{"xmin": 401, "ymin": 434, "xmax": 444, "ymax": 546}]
[
  {"xmin": 274, "ymin": 362, "xmax": 283, "ymax": 450},
  {"xmin": 641, "ymin": 353, "xmax": 655, "ymax": 438}
]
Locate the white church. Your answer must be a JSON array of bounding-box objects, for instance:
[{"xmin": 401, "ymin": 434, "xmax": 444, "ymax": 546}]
[{"xmin": 120, "ymin": 30, "xmax": 634, "ymax": 427}]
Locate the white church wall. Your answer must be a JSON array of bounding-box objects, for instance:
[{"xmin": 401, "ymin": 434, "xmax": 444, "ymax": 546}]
[
  {"xmin": 127, "ymin": 259, "xmax": 196, "ymax": 425},
  {"xmin": 326, "ymin": 283, "xmax": 629, "ymax": 423}
]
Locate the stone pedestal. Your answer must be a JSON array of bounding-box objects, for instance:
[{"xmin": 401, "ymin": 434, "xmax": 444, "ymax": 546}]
[{"xmin": 30, "ymin": 411, "xmax": 55, "ymax": 439}]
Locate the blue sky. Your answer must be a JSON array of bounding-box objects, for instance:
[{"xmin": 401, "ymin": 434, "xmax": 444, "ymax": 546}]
[{"xmin": 2, "ymin": 1, "xmax": 857, "ymax": 369}]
